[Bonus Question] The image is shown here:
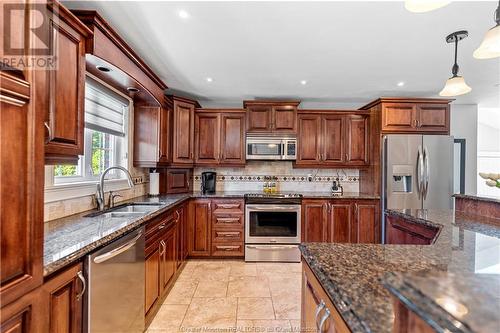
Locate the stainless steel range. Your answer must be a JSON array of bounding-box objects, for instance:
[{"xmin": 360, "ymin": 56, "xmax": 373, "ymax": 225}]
[{"xmin": 244, "ymin": 193, "xmax": 302, "ymax": 262}]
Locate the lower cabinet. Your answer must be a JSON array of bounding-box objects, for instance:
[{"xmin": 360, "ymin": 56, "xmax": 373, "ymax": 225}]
[
  {"xmin": 188, "ymin": 199, "xmax": 245, "ymax": 258},
  {"xmin": 42, "ymin": 263, "xmax": 84, "ymax": 333},
  {"xmin": 385, "ymin": 214, "xmax": 439, "ymax": 245},
  {"xmin": 391, "ymin": 297, "xmax": 436, "ymax": 333},
  {"xmin": 302, "ymin": 262, "xmax": 350, "ymax": 333},
  {"xmin": 144, "ymin": 203, "xmax": 188, "ymax": 325},
  {"xmin": 0, "ymin": 288, "xmax": 47, "ymax": 333},
  {"xmin": 302, "ymin": 199, "xmax": 380, "ymax": 244}
]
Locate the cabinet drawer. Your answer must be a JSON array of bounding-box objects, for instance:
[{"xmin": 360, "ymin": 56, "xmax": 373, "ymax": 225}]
[
  {"xmin": 212, "ymin": 200, "xmax": 244, "ymax": 213},
  {"xmin": 212, "ymin": 214, "xmax": 244, "ymax": 228},
  {"xmin": 146, "ymin": 212, "xmax": 176, "ymax": 237},
  {"xmin": 212, "ymin": 229, "xmax": 244, "ymax": 242},
  {"xmin": 211, "ymin": 243, "xmax": 244, "ymax": 257}
]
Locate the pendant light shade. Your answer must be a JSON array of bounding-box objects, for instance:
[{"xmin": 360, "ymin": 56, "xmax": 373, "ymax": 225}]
[
  {"xmin": 474, "ymin": 1, "xmax": 500, "ymax": 59},
  {"xmin": 439, "ymin": 76, "xmax": 472, "ymax": 97},
  {"xmin": 405, "ymin": 0, "xmax": 450, "ymax": 13},
  {"xmin": 439, "ymin": 31, "xmax": 472, "ymax": 97}
]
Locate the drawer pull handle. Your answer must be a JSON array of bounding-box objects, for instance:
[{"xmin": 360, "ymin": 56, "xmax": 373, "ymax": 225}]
[
  {"xmin": 217, "ymin": 232, "xmax": 240, "ymax": 237},
  {"xmin": 216, "ymin": 245, "xmax": 239, "ymax": 251},
  {"xmin": 216, "ymin": 218, "xmax": 240, "ymax": 223},
  {"xmin": 158, "ymin": 223, "xmax": 166, "ymax": 230},
  {"xmin": 217, "ymin": 204, "xmax": 240, "ymax": 209},
  {"xmin": 76, "ymin": 271, "xmax": 86, "ymax": 301}
]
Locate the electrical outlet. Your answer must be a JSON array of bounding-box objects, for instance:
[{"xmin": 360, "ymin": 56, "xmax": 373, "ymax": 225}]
[
  {"xmin": 132, "ymin": 176, "xmax": 143, "ymax": 185},
  {"xmin": 307, "ymin": 174, "xmax": 313, "ymax": 182}
]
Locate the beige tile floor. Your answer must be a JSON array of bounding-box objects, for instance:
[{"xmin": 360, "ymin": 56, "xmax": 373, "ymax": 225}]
[{"xmin": 147, "ymin": 260, "xmax": 303, "ymax": 333}]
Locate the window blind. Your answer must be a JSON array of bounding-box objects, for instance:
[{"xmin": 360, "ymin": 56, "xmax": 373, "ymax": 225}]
[{"xmin": 85, "ymin": 77, "xmax": 129, "ymax": 137}]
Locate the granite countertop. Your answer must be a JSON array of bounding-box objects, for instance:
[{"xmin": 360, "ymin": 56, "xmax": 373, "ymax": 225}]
[
  {"xmin": 44, "ymin": 190, "xmax": 378, "ymax": 276},
  {"xmin": 453, "ymin": 193, "xmax": 500, "ymax": 204},
  {"xmin": 300, "ymin": 209, "xmax": 500, "ymax": 333}
]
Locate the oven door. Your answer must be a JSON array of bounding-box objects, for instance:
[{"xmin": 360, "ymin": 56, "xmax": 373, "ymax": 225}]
[
  {"xmin": 245, "ymin": 204, "xmax": 301, "ymax": 244},
  {"xmin": 246, "ymin": 138, "xmax": 284, "ymax": 160}
]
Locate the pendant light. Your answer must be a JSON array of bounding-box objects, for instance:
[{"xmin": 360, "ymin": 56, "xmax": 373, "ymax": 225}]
[
  {"xmin": 474, "ymin": 0, "xmax": 500, "ymax": 59},
  {"xmin": 439, "ymin": 31, "xmax": 472, "ymax": 97},
  {"xmin": 405, "ymin": 0, "xmax": 450, "ymax": 13}
]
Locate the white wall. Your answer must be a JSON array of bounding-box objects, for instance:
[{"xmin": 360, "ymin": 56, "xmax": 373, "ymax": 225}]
[{"xmin": 450, "ymin": 104, "xmax": 478, "ymax": 195}]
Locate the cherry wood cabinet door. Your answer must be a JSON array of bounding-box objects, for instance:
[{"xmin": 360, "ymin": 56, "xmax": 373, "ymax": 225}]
[
  {"xmin": 173, "ymin": 100, "xmax": 195, "ymax": 164},
  {"xmin": 159, "ymin": 106, "xmax": 172, "ymax": 163},
  {"xmin": 247, "ymin": 105, "xmax": 272, "ymax": 132},
  {"xmin": 327, "ymin": 203, "xmax": 352, "ymax": 243},
  {"xmin": 322, "ymin": 115, "xmax": 344, "ymax": 164},
  {"xmin": 220, "ymin": 113, "xmax": 245, "ymax": 165},
  {"xmin": 302, "ymin": 200, "xmax": 328, "ymax": 242},
  {"xmin": 145, "ymin": 247, "xmax": 160, "ymax": 314},
  {"xmin": 417, "ymin": 104, "xmax": 449, "ymax": 133},
  {"xmin": 188, "ymin": 200, "xmax": 212, "ymax": 256},
  {"xmin": 297, "ymin": 115, "xmax": 322, "ymax": 165},
  {"xmin": 44, "ymin": 3, "xmax": 91, "ymax": 164},
  {"xmin": 381, "ymin": 103, "xmax": 417, "ymax": 133},
  {"xmin": 42, "ymin": 263, "xmax": 84, "ymax": 333},
  {"xmin": 175, "ymin": 207, "xmax": 186, "ymax": 268},
  {"xmin": 352, "ymin": 200, "xmax": 380, "ymax": 244},
  {"xmin": 0, "ymin": 73, "xmax": 44, "ymax": 304},
  {"xmin": 1, "ymin": 287, "xmax": 47, "ymax": 333},
  {"xmin": 160, "ymin": 227, "xmax": 176, "ymax": 292},
  {"xmin": 195, "ymin": 112, "xmax": 220, "ymax": 165},
  {"xmin": 272, "ymin": 105, "xmax": 297, "ymax": 133},
  {"xmin": 345, "ymin": 115, "xmax": 369, "ymax": 165}
]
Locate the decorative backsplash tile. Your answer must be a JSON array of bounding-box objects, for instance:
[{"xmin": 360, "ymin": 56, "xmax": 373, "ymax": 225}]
[{"xmin": 194, "ymin": 161, "xmax": 359, "ymax": 193}]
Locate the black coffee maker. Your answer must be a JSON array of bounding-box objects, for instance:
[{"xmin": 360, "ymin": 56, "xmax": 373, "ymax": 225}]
[{"xmin": 201, "ymin": 172, "xmax": 216, "ymax": 194}]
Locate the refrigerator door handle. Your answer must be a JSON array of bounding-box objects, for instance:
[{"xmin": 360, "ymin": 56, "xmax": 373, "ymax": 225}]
[
  {"xmin": 416, "ymin": 146, "xmax": 424, "ymax": 199},
  {"xmin": 423, "ymin": 146, "xmax": 430, "ymax": 200}
]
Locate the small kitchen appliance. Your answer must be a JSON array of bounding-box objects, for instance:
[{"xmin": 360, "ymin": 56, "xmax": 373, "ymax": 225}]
[
  {"xmin": 244, "ymin": 193, "xmax": 302, "ymax": 262},
  {"xmin": 246, "ymin": 135, "xmax": 296, "ymax": 160},
  {"xmin": 201, "ymin": 171, "xmax": 217, "ymax": 194}
]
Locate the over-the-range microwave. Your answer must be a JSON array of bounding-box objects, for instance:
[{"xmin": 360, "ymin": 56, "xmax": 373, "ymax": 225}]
[{"xmin": 246, "ymin": 136, "xmax": 296, "ymax": 160}]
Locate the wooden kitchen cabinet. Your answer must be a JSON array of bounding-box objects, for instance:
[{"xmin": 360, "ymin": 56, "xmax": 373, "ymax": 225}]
[
  {"xmin": 134, "ymin": 103, "xmax": 172, "ymax": 167},
  {"xmin": 0, "ymin": 287, "xmax": 47, "ymax": 333},
  {"xmin": 302, "ymin": 199, "xmax": 380, "ymax": 244},
  {"xmin": 211, "ymin": 199, "xmax": 245, "ymax": 257},
  {"xmin": 188, "ymin": 200, "xmax": 212, "ymax": 257},
  {"xmin": 296, "ymin": 111, "xmax": 369, "ymax": 168},
  {"xmin": 159, "ymin": 168, "xmax": 192, "ymax": 194},
  {"xmin": 244, "ymin": 101, "xmax": 300, "ymax": 134},
  {"xmin": 302, "ymin": 200, "xmax": 328, "ymax": 242},
  {"xmin": 42, "ymin": 263, "xmax": 84, "ymax": 333},
  {"xmin": 385, "ymin": 214, "xmax": 439, "ymax": 245},
  {"xmin": 171, "ymin": 96, "xmax": 200, "ymax": 165},
  {"xmin": 44, "ymin": 2, "xmax": 92, "ymax": 164},
  {"xmin": 145, "ymin": 247, "xmax": 160, "ymax": 315},
  {"xmin": 360, "ymin": 98, "xmax": 451, "ymax": 134},
  {"xmin": 160, "ymin": 226, "xmax": 176, "ymax": 292},
  {"xmin": 302, "ymin": 262, "xmax": 350, "ymax": 333},
  {"xmin": 194, "ymin": 110, "xmax": 246, "ymax": 166},
  {"xmin": 1, "ymin": 63, "xmax": 44, "ymax": 309},
  {"xmin": 175, "ymin": 205, "xmax": 188, "ymax": 268}
]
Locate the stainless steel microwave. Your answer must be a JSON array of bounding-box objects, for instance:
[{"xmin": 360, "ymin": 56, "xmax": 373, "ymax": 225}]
[{"xmin": 246, "ymin": 136, "xmax": 296, "ymax": 160}]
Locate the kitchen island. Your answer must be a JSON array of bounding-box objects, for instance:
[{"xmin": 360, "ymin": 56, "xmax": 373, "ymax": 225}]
[{"xmin": 300, "ymin": 209, "xmax": 500, "ymax": 333}]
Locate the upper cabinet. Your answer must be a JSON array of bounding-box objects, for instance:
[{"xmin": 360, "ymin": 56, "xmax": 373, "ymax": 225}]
[
  {"xmin": 296, "ymin": 111, "xmax": 369, "ymax": 168},
  {"xmin": 195, "ymin": 110, "xmax": 246, "ymax": 167},
  {"xmin": 244, "ymin": 101, "xmax": 299, "ymax": 134},
  {"xmin": 360, "ymin": 98, "xmax": 452, "ymax": 134},
  {"xmin": 44, "ymin": 3, "xmax": 92, "ymax": 164},
  {"xmin": 133, "ymin": 100, "xmax": 172, "ymax": 168},
  {"xmin": 171, "ymin": 96, "xmax": 200, "ymax": 166}
]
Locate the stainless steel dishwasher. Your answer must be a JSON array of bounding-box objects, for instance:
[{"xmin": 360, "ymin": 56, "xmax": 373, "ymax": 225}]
[{"xmin": 85, "ymin": 227, "xmax": 145, "ymax": 333}]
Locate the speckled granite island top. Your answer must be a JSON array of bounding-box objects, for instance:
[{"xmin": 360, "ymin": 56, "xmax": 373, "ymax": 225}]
[
  {"xmin": 44, "ymin": 191, "xmax": 378, "ymax": 276},
  {"xmin": 300, "ymin": 209, "xmax": 500, "ymax": 333}
]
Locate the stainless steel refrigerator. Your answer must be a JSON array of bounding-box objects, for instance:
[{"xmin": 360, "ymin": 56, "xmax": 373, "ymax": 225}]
[{"xmin": 381, "ymin": 135, "xmax": 454, "ymax": 241}]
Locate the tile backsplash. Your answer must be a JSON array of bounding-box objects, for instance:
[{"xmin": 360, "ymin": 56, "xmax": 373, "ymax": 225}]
[{"xmin": 194, "ymin": 161, "xmax": 359, "ymax": 193}]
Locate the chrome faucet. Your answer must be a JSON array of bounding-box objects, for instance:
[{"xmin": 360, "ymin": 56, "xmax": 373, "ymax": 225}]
[{"xmin": 96, "ymin": 166, "xmax": 134, "ymax": 211}]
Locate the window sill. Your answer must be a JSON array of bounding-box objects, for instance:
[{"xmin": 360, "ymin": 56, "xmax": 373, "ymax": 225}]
[{"xmin": 44, "ymin": 179, "xmax": 132, "ymax": 203}]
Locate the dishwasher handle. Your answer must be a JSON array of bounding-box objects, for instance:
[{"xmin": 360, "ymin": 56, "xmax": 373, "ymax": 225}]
[{"xmin": 93, "ymin": 231, "xmax": 142, "ymax": 264}]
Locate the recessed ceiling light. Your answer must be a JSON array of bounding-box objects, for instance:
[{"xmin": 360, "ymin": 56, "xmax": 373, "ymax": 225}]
[
  {"xmin": 397, "ymin": 81, "xmax": 405, "ymax": 87},
  {"xmin": 178, "ymin": 10, "xmax": 189, "ymax": 19},
  {"xmin": 206, "ymin": 77, "xmax": 213, "ymax": 82},
  {"xmin": 96, "ymin": 65, "xmax": 111, "ymax": 72},
  {"xmin": 300, "ymin": 80, "xmax": 307, "ymax": 85}
]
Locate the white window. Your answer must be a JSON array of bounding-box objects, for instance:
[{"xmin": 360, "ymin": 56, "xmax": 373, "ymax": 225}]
[{"xmin": 53, "ymin": 76, "xmax": 130, "ymax": 185}]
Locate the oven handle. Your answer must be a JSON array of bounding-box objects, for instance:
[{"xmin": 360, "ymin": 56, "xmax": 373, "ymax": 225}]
[
  {"xmin": 245, "ymin": 205, "xmax": 301, "ymax": 211},
  {"xmin": 246, "ymin": 245, "xmax": 297, "ymax": 250}
]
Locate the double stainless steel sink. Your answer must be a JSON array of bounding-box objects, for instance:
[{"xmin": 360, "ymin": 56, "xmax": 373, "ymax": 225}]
[{"xmin": 84, "ymin": 202, "xmax": 163, "ymax": 218}]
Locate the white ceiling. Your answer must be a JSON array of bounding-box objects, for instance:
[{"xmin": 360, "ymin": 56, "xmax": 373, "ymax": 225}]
[{"xmin": 64, "ymin": 1, "xmax": 500, "ymax": 108}]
